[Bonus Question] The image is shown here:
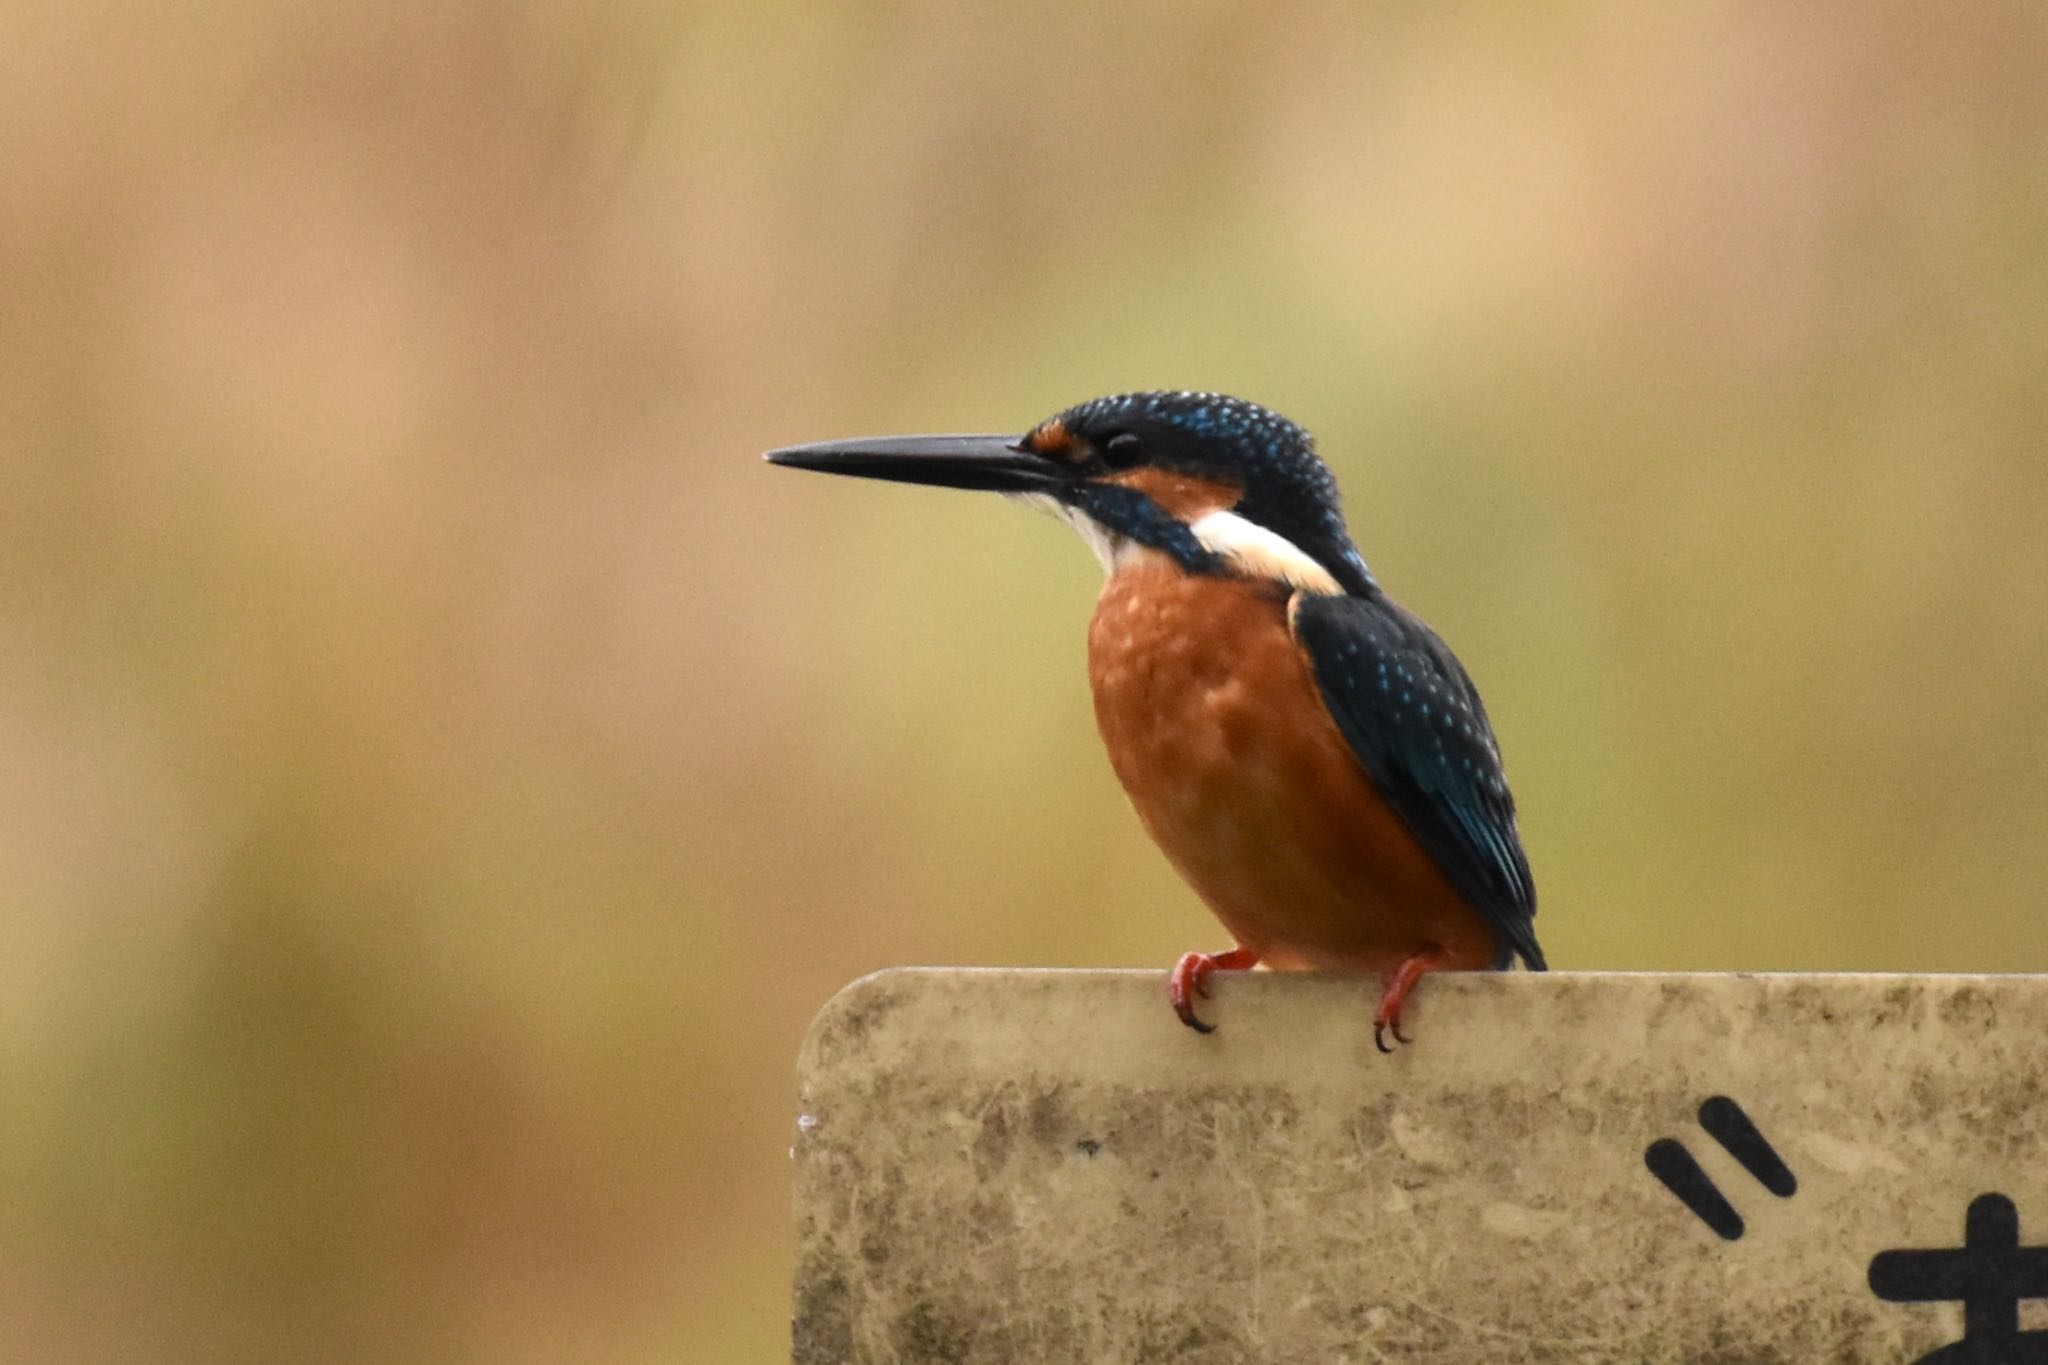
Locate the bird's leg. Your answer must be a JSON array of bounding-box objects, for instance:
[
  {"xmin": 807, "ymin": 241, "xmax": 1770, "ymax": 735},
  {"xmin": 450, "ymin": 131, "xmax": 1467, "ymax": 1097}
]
[
  {"xmin": 1169, "ymin": 946, "xmax": 1260, "ymax": 1034},
  {"xmin": 1373, "ymin": 946, "xmax": 1447, "ymax": 1053}
]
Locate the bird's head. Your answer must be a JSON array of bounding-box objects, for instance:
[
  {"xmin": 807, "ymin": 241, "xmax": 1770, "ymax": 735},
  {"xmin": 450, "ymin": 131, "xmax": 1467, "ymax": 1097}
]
[{"xmin": 766, "ymin": 391, "xmax": 1375, "ymax": 597}]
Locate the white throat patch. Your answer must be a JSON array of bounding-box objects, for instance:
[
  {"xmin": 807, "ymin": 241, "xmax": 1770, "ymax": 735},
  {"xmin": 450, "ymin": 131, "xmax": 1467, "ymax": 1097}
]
[{"xmin": 1009, "ymin": 493, "xmax": 1135, "ymax": 573}]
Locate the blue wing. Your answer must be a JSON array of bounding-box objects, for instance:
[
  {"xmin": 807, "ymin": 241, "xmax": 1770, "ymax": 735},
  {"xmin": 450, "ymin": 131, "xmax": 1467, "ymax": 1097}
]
[{"xmin": 1289, "ymin": 591, "xmax": 1544, "ymax": 970}]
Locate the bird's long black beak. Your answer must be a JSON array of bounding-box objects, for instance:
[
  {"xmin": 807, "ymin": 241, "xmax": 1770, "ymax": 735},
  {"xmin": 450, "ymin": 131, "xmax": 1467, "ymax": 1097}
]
[{"xmin": 764, "ymin": 434, "xmax": 1070, "ymax": 495}]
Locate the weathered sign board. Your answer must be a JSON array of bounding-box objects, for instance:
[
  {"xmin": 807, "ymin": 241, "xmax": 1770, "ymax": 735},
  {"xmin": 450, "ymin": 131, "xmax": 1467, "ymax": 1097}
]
[{"xmin": 793, "ymin": 969, "xmax": 2048, "ymax": 1363}]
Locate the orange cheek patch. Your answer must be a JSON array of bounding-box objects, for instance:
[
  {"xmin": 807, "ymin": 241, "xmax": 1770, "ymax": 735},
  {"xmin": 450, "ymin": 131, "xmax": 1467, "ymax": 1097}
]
[
  {"xmin": 1106, "ymin": 468, "xmax": 1241, "ymax": 520},
  {"xmin": 1024, "ymin": 419, "xmax": 1075, "ymax": 459}
]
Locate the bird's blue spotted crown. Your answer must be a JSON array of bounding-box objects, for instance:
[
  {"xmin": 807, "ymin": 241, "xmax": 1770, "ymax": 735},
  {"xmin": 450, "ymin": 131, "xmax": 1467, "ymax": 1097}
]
[
  {"xmin": 1054, "ymin": 391, "xmax": 1374, "ymax": 597},
  {"xmin": 1057, "ymin": 391, "xmax": 1309, "ymax": 457}
]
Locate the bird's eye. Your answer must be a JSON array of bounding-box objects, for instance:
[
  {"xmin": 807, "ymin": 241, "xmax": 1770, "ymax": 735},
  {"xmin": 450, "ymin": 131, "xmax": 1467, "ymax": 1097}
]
[{"xmin": 1102, "ymin": 432, "xmax": 1144, "ymax": 469}]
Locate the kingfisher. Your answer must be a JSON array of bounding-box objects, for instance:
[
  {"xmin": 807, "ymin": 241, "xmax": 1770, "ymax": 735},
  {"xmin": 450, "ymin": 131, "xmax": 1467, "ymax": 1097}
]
[{"xmin": 767, "ymin": 391, "xmax": 1544, "ymax": 1048}]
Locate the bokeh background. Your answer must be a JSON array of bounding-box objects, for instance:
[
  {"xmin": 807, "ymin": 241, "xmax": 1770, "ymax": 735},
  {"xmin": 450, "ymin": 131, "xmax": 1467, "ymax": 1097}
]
[{"xmin": 4, "ymin": 1, "xmax": 2047, "ymax": 1360}]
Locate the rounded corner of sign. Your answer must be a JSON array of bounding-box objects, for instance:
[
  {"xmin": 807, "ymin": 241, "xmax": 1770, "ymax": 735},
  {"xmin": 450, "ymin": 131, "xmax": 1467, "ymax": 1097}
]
[{"xmin": 797, "ymin": 967, "xmax": 924, "ymax": 1072}]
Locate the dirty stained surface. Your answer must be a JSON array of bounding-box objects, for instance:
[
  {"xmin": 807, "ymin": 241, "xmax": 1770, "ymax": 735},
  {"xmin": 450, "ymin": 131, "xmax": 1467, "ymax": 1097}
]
[{"xmin": 792, "ymin": 969, "xmax": 2048, "ymax": 1363}]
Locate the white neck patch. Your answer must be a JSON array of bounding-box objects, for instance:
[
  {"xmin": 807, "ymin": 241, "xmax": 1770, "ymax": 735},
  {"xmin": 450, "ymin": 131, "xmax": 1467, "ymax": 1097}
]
[
  {"xmin": 1188, "ymin": 509, "xmax": 1344, "ymax": 595},
  {"xmin": 1010, "ymin": 494, "xmax": 1343, "ymax": 594}
]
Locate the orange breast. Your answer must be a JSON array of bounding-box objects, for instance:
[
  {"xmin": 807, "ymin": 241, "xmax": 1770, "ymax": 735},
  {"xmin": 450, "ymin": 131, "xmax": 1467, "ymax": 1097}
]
[{"xmin": 1087, "ymin": 557, "xmax": 1498, "ymax": 973}]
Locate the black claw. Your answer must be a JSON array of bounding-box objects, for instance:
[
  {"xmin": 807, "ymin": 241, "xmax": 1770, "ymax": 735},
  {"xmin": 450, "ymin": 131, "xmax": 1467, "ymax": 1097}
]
[
  {"xmin": 1391, "ymin": 1020, "xmax": 1412, "ymax": 1046},
  {"xmin": 1178, "ymin": 1008, "xmax": 1217, "ymax": 1035},
  {"xmin": 1373, "ymin": 1022, "xmax": 1394, "ymax": 1054}
]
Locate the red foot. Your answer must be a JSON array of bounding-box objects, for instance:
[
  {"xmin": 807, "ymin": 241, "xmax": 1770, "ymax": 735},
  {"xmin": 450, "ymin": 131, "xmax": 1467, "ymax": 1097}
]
[
  {"xmin": 1169, "ymin": 947, "xmax": 1260, "ymax": 1034},
  {"xmin": 1374, "ymin": 946, "xmax": 1447, "ymax": 1053}
]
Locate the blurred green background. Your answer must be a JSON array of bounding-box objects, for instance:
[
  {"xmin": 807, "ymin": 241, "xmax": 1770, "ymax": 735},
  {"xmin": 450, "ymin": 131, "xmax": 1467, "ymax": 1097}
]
[{"xmin": 3, "ymin": 1, "xmax": 2046, "ymax": 1360}]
